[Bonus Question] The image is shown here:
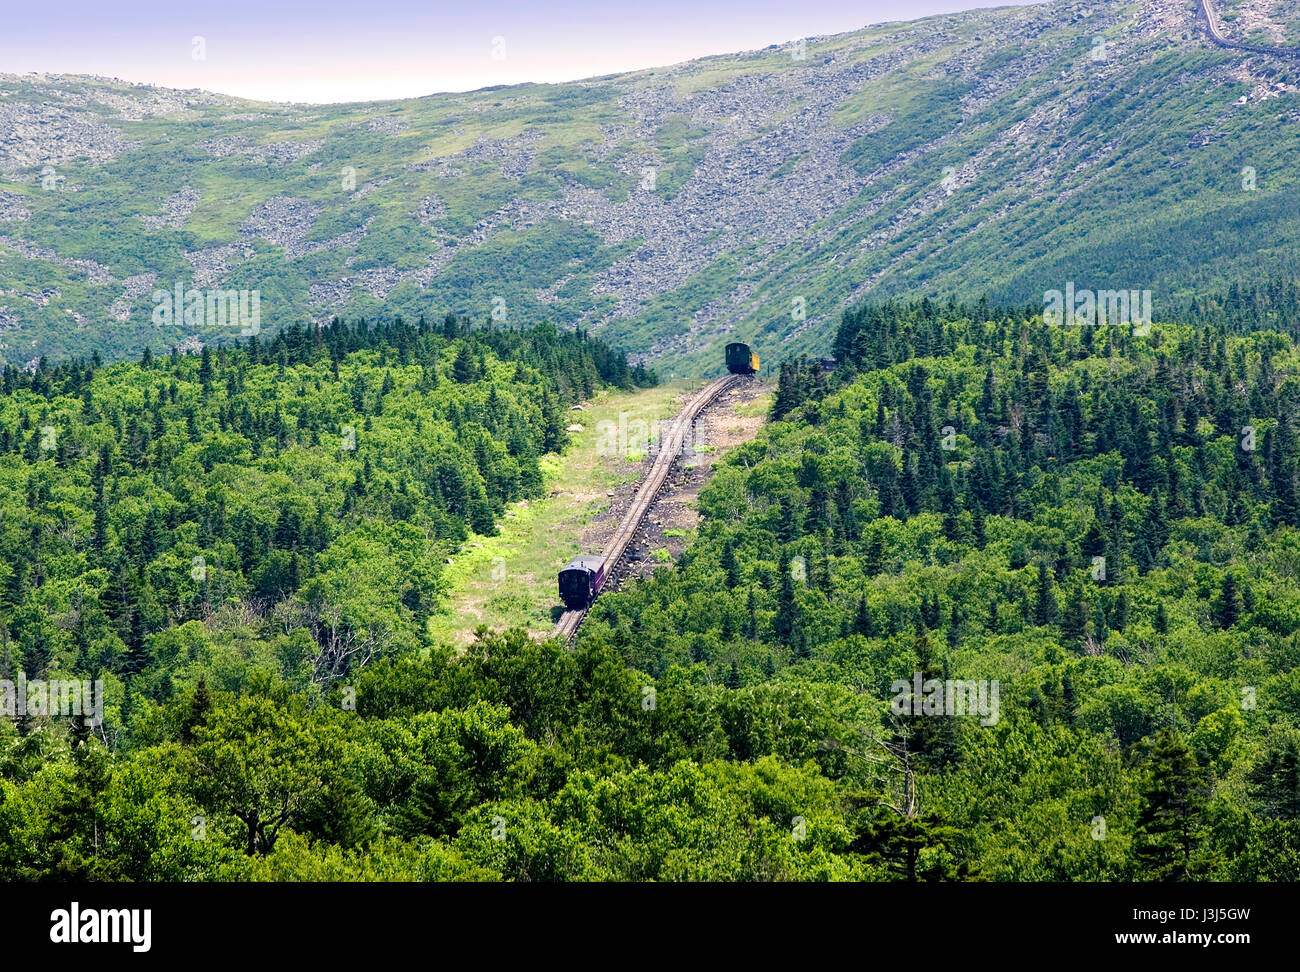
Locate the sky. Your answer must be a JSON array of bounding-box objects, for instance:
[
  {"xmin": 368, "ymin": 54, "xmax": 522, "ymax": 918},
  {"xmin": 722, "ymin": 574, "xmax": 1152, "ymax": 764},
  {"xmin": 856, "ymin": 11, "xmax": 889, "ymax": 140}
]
[{"xmin": 0, "ymin": 0, "xmax": 1043, "ymax": 104}]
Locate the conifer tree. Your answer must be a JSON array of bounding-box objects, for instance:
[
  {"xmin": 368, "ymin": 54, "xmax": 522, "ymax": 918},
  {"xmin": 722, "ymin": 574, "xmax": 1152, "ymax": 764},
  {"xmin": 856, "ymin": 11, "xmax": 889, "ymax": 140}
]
[
  {"xmin": 452, "ymin": 344, "xmax": 478, "ymax": 384},
  {"xmin": 1136, "ymin": 730, "xmax": 1216, "ymax": 881},
  {"xmin": 1034, "ymin": 563, "xmax": 1056, "ymax": 626},
  {"xmin": 1247, "ymin": 729, "xmax": 1300, "ymax": 820},
  {"xmin": 1214, "ymin": 573, "xmax": 1241, "ymax": 630}
]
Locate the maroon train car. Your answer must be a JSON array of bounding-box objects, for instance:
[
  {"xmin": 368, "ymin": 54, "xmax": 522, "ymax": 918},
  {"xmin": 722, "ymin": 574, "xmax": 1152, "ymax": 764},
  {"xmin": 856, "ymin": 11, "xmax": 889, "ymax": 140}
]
[{"xmin": 559, "ymin": 555, "xmax": 606, "ymax": 609}]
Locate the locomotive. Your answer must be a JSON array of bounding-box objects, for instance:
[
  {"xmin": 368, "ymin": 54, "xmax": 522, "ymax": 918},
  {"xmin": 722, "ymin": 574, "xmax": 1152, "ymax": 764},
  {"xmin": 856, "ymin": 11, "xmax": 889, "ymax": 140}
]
[
  {"xmin": 725, "ymin": 342, "xmax": 760, "ymax": 375},
  {"xmin": 558, "ymin": 555, "xmax": 606, "ymax": 610}
]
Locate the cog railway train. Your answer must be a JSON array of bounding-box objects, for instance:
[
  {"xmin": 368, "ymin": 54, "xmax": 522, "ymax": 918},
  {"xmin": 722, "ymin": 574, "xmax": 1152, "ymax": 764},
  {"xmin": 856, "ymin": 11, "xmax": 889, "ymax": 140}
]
[
  {"xmin": 557, "ymin": 343, "xmax": 759, "ymax": 611},
  {"xmin": 558, "ymin": 555, "xmax": 606, "ymax": 610},
  {"xmin": 725, "ymin": 342, "xmax": 760, "ymax": 375}
]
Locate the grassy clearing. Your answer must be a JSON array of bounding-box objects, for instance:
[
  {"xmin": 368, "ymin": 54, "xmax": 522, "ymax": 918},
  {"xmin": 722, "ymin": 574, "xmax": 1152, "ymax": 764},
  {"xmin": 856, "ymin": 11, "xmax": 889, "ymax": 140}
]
[
  {"xmin": 426, "ymin": 379, "xmax": 702, "ymax": 647},
  {"xmin": 734, "ymin": 391, "xmax": 774, "ymax": 417}
]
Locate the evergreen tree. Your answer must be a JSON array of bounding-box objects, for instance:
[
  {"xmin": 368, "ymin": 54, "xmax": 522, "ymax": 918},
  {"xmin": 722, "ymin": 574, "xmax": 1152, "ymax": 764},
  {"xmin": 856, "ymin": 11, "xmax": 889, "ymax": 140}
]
[
  {"xmin": 1135, "ymin": 730, "xmax": 1216, "ymax": 881},
  {"xmin": 1214, "ymin": 573, "xmax": 1241, "ymax": 630},
  {"xmin": 854, "ymin": 594, "xmax": 876, "ymax": 638},
  {"xmin": 725, "ymin": 662, "xmax": 741, "ymax": 690},
  {"xmin": 720, "ymin": 539, "xmax": 740, "ymax": 588},
  {"xmin": 452, "ymin": 344, "xmax": 478, "ymax": 384},
  {"xmin": 181, "ymin": 678, "xmax": 212, "ymax": 745},
  {"xmin": 773, "ymin": 552, "xmax": 797, "ymax": 646},
  {"xmin": 1247, "ymin": 730, "xmax": 1300, "ymax": 821},
  {"xmin": 1033, "ymin": 563, "xmax": 1056, "ymax": 626}
]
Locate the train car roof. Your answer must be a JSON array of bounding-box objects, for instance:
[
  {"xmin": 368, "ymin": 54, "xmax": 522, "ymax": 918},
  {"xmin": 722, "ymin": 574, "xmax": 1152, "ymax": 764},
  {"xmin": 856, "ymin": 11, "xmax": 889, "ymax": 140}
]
[{"xmin": 561, "ymin": 555, "xmax": 605, "ymax": 572}]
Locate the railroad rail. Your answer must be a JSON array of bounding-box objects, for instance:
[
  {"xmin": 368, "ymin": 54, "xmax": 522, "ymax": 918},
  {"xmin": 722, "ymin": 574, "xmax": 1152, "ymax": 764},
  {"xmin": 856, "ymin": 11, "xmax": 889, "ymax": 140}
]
[
  {"xmin": 1198, "ymin": 0, "xmax": 1300, "ymax": 58},
  {"xmin": 551, "ymin": 373, "xmax": 743, "ymax": 643}
]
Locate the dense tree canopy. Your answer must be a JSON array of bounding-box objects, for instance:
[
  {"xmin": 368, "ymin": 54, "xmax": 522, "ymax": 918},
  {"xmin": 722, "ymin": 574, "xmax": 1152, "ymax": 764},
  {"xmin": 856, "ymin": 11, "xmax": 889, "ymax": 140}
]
[{"xmin": 2, "ymin": 299, "xmax": 1298, "ymax": 881}]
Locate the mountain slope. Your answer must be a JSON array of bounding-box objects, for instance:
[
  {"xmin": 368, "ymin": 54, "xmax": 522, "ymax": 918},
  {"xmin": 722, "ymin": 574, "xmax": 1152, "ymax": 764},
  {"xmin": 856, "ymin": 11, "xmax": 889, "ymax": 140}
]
[{"xmin": 3, "ymin": 0, "xmax": 1300, "ymax": 372}]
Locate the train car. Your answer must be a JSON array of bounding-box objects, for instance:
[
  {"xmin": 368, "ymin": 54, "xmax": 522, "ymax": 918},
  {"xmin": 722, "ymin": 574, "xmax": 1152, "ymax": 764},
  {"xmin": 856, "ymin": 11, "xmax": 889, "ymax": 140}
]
[
  {"xmin": 725, "ymin": 342, "xmax": 760, "ymax": 375},
  {"xmin": 558, "ymin": 555, "xmax": 606, "ymax": 610}
]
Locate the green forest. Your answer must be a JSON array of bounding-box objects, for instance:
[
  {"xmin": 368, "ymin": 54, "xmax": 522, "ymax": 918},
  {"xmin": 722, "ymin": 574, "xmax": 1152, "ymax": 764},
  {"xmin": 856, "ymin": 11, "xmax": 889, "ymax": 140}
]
[{"xmin": 2, "ymin": 298, "xmax": 1299, "ymax": 881}]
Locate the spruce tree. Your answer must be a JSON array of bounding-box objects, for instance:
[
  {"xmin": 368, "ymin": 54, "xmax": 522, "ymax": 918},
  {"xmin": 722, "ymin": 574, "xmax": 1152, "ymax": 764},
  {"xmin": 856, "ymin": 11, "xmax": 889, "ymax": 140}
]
[
  {"xmin": 1247, "ymin": 729, "xmax": 1300, "ymax": 820},
  {"xmin": 725, "ymin": 662, "xmax": 741, "ymax": 690},
  {"xmin": 854, "ymin": 594, "xmax": 875, "ymax": 638},
  {"xmin": 1034, "ymin": 563, "xmax": 1056, "ymax": 626},
  {"xmin": 774, "ymin": 552, "xmax": 797, "ymax": 646},
  {"xmin": 1214, "ymin": 573, "xmax": 1241, "ymax": 630},
  {"xmin": 720, "ymin": 539, "xmax": 740, "ymax": 588},
  {"xmin": 1135, "ymin": 730, "xmax": 1216, "ymax": 881},
  {"xmin": 452, "ymin": 344, "xmax": 478, "ymax": 384}
]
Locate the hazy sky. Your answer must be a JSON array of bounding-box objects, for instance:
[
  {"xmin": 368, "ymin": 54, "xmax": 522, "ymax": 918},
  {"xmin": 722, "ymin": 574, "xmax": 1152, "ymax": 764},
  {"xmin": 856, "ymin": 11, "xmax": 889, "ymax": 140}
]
[{"xmin": 0, "ymin": 1, "xmax": 1043, "ymax": 103}]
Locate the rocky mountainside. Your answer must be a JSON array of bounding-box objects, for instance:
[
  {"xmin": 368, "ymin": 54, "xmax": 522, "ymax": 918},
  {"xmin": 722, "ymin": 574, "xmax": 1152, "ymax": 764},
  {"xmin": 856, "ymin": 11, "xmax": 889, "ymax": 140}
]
[{"xmin": 3, "ymin": 0, "xmax": 1300, "ymax": 372}]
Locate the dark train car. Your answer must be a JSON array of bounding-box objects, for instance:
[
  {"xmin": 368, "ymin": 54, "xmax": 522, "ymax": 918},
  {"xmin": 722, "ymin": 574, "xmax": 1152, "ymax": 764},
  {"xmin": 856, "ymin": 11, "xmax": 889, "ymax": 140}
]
[
  {"xmin": 725, "ymin": 342, "xmax": 760, "ymax": 375},
  {"xmin": 559, "ymin": 555, "xmax": 606, "ymax": 609}
]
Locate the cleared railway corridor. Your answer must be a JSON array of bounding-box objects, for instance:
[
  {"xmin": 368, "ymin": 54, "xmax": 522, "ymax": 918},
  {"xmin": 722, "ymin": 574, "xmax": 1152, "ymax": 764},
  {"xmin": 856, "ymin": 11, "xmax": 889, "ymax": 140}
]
[
  {"xmin": 1199, "ymin": 0, "xmax": 1300, "ymax": 58},
  {"xmin": 551, "ymin": 373, "xmax": 745, "ymax": 643}
]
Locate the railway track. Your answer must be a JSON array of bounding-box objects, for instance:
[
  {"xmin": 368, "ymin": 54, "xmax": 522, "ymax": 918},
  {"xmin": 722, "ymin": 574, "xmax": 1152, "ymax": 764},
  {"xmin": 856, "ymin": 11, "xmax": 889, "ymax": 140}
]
[
  {"xmin": 1198, "ymin": 0, "xmax": 1300, "ymax": 58},
  {"xmin": 551, "ymin": 373, "xmax": 744, "ymax": 643}
]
